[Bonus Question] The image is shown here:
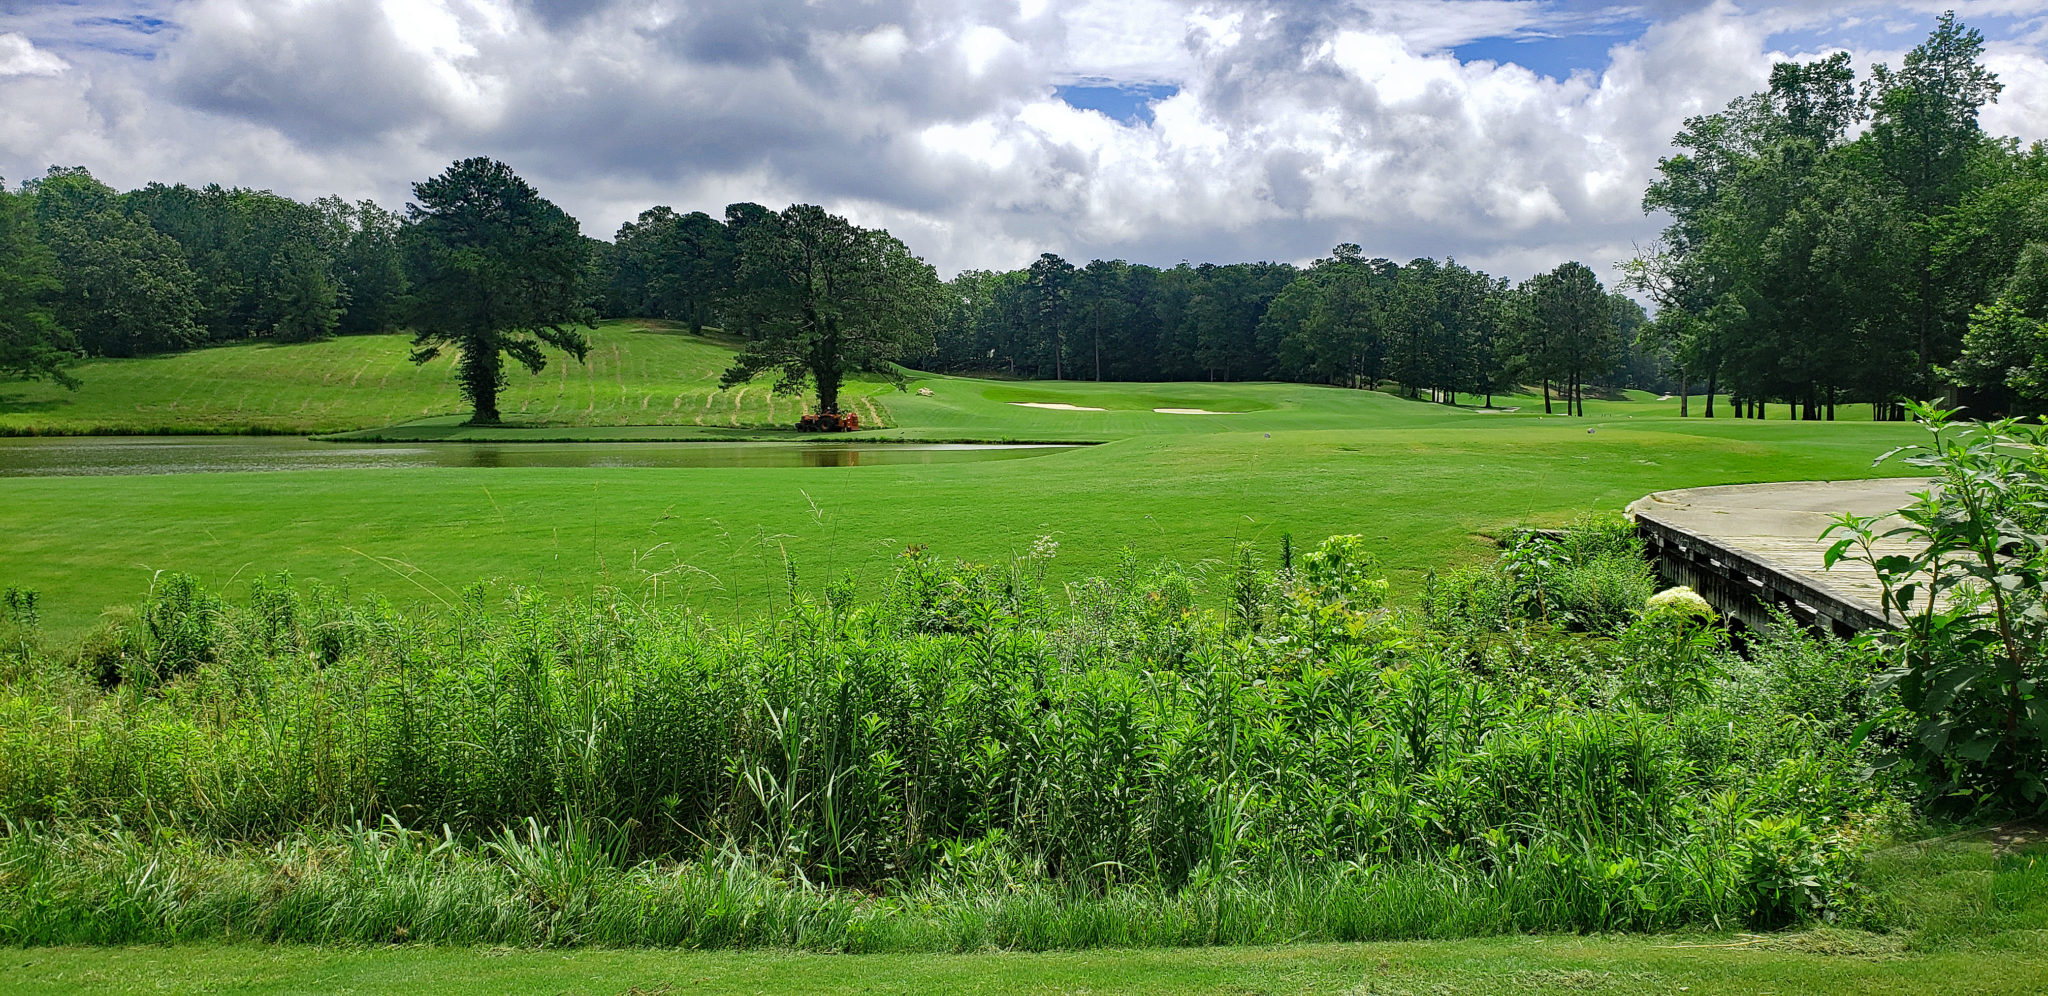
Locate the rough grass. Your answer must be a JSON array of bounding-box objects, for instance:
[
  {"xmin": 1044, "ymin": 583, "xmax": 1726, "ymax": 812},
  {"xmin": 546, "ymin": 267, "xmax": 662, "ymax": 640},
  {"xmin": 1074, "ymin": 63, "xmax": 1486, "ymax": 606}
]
[{"xmin": 0, "ymin": 534, "xmax": 1966, "ymax": 956}]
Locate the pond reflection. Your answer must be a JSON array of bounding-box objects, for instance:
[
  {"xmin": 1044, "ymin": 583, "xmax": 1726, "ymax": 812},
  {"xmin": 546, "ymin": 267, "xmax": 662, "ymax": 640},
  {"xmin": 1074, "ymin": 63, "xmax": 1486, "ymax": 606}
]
[{"xmin": 0, "ymin": 437, "xmax": 1078, "ymax": 477}]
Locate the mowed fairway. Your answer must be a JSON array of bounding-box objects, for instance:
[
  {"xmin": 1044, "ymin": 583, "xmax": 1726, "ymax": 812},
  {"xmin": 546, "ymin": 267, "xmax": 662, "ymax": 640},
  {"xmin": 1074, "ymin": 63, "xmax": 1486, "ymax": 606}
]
[{"xmin": 0, "ymin": 327, "xmax": 1929, "ymax": 635}]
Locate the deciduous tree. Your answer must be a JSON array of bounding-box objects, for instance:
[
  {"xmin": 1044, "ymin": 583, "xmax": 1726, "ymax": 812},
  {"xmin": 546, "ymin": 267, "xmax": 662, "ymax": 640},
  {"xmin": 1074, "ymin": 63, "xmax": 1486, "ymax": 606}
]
[
  {"xmin": 719, "ymin": 204, "xmax": 942, "ymax": 416},
  {"xmin": 0, "ymin": 182, "xmax": 77, "ymax": 385}
]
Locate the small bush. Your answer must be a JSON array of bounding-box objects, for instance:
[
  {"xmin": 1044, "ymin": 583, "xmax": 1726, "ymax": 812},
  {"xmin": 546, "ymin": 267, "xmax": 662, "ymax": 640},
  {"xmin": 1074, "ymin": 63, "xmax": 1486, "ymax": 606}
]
[
  {"xmin": 138, "ymin": 572, "xmax": 225, "ymax": 685},
  {"xmin": 1424, "ymin": 516, "xmax": 1654, "ymax": 634}
]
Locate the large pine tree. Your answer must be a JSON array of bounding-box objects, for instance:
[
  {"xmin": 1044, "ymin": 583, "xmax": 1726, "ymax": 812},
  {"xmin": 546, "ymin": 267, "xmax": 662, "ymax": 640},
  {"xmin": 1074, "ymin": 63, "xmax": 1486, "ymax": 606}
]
[{"xmin": 402, "ymin": 158, "xmax": 592, "ymax": 425}]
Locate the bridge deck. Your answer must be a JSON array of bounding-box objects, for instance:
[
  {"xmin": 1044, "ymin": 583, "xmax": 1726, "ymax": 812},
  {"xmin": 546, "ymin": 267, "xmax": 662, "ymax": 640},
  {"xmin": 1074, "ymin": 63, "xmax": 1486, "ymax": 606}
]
[{"xmin": 1626, "ymin": 479, "xmax": 1935, "ymax": 634}]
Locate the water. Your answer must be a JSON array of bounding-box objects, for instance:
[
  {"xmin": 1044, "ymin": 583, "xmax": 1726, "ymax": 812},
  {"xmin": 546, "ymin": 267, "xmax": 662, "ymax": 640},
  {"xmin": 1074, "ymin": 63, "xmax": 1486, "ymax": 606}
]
[{"xmin": 0, "ymin": 436, "xmax": 1080, "ymax": 477}]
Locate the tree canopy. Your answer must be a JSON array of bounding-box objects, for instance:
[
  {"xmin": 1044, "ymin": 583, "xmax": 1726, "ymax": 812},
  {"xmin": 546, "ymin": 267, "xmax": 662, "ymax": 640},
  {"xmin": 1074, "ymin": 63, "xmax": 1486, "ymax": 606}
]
[
  {"xmin": 718, "ymin": 204, "xmax": 942, "ymax": 415},
  {"xmin": 402, "ymin": 157, "xmax": 593, "ymax": 425},
  {"xmin": 1629, "ymin": 13, "xmax": 2040, "ymax": 418},
  {"xmin": 0, "ymin": 181, "xmax": 77, "ymax": 386}
]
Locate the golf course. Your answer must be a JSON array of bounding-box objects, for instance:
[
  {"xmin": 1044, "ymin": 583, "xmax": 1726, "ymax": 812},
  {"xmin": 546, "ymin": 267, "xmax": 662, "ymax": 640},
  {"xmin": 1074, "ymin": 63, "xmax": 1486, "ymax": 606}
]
[{"xmin": 0, "ymin": 320, "xmax": 1924, "ymax": 637}]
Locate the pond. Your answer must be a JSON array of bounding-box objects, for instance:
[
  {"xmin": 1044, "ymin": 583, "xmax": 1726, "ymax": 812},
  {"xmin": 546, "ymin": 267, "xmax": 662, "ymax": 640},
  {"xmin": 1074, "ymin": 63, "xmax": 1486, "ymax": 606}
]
[{"xmin": 0, "ymin": 436, "xmax": 1080, "ymax": 477}]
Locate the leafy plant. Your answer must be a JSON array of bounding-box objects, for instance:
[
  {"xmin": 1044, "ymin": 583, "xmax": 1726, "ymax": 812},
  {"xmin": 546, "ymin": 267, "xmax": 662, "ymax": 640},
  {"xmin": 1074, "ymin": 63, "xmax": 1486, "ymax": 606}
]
[
  {"xmin": 1824, "ymin": 401, "xmax": 2048, "ymax": 812},
  {"xmin": 1616, "ymin": 587, "xmax": 1726, "ymax": 710}
]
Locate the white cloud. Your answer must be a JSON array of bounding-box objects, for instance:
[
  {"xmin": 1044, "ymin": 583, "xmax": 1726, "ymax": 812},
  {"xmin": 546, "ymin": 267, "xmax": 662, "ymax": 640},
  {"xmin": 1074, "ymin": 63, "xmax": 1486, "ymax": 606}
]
[
  {"xmin": 0, "ymin": 0, "xmax": 2044, "ymax": 290},
  {"xmin": 0, "ymin": 31, "xmax": 65, "ymax": 77}
]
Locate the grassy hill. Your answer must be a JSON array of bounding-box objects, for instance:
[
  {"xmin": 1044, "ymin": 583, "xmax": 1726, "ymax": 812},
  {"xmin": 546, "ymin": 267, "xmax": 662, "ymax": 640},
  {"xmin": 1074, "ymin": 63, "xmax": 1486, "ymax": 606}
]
[{"xmin": 0, "ymin": 321, "xmax": 905, "ymax": 436}]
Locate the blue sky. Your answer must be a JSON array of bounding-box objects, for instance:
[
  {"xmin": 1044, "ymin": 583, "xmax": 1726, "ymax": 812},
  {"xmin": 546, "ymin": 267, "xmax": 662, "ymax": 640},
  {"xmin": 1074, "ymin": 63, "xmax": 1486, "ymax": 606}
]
[
  {"xmin": 2, "ymin": 1, "xmax": 2046, "ymax": 284},
  {"xmin": 1451, "ymin": 28, "xmax": 1647, "ymax": 80},
  {"xmin": 1055, "ymin": 81, "xmax": 1181, "ymax": 124}
]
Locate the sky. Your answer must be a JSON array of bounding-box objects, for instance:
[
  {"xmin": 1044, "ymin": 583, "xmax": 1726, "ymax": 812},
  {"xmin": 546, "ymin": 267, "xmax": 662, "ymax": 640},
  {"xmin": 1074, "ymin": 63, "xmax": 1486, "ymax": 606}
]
[{"xmin": 3, "ymin": 1, "xmax": 2047, "ymax": 288}]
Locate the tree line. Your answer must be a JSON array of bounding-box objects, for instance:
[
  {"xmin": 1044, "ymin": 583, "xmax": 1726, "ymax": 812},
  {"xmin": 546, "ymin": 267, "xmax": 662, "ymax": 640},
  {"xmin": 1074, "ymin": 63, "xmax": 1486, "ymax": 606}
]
[
  {"xmin": 0, "ymin": 167, "xmax": 406, "ymax": 374},
  {"xmin": 0, "ymin": 161, "xmax": 940, "ymax": 425},
  {"xmin": 917, "ymin": 248, "xmax": 1648, "ymax": 413},
  {"xmin": 1629, "ymin": 13, "xmax": 2046, "ymax": 419}
]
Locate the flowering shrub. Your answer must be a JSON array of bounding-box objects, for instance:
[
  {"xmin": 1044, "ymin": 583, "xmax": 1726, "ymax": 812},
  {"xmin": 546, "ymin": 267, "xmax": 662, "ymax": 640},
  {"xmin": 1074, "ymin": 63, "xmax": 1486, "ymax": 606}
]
[
  {"xmin": 1618, "ymin": 586, "xmax": 1726, "ymax": 709},
  {"xmin": 798, "ymin": 411, "xmax": 861, "ymax": 432}
]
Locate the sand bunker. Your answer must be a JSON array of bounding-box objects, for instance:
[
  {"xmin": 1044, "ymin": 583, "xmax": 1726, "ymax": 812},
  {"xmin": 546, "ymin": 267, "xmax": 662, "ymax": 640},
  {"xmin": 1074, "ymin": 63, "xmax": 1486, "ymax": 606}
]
[
  {"xmin": 1010, "ymin": 402, "xmax": 1106, "ymax": 411},
  {"xmin": 1471, "ymin": 407, "xmax": 1521, "ymax": 414},
  {"xmin": 1153, "ymin": 407, "xmax": 1239, "ymax": 415}
]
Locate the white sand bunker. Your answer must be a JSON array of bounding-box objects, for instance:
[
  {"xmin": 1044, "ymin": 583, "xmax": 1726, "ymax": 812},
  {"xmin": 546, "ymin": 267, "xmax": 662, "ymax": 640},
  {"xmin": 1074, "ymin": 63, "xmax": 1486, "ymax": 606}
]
[
  {"xmin": 1011, "ymin": 402, "xmax": 1106, "ymax": 411},
  {"xmin": 1154, "ymin": 407, "xmax": 1240, "ymax": 415}
]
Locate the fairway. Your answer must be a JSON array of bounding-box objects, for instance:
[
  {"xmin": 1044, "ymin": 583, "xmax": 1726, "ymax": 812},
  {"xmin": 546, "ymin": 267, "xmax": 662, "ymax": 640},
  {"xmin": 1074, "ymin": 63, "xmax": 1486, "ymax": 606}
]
[{"xmin": 0, "ymin": 329, "xmax": 1925, "ymax": 634}]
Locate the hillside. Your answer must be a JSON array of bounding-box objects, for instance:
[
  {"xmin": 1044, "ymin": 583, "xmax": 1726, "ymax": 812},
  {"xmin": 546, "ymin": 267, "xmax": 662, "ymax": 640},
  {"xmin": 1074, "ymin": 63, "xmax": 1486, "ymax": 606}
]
[{"xmin": 0, "ymin": 321, "xmax": 900, "ymax": 436}]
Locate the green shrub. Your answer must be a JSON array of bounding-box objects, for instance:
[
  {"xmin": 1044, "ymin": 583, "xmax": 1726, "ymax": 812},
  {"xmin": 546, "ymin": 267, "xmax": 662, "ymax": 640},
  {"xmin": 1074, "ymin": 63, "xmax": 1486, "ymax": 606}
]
[
  {"xmin": 1424, "ymin": 516, "xmax": 1655, "ymax": 635},
  {"xmin": 137, "ymin": 571, "xmax": 225, "ymax": 685},
  {"xmin": 0, "ymin": 534, "xmax": 1916, "ymax": 945},
  {"xmin": 1825, "ymin": 403, "xmax": 2048, "ymax": 814}
]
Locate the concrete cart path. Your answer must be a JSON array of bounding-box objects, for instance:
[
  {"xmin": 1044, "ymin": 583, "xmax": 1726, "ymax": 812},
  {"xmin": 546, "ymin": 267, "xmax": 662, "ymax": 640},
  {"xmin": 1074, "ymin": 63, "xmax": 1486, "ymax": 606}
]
[{"xmin": 1626, "ymin": 478, "xmax": 1936, "ymax": 632}]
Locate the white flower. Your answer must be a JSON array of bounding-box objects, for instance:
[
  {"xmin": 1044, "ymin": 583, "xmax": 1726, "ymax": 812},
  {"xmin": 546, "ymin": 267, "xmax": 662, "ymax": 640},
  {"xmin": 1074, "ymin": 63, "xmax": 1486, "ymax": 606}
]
[{"xmin": 1646, "ymin": 586, "xmax": 1715, "ymax": 620}]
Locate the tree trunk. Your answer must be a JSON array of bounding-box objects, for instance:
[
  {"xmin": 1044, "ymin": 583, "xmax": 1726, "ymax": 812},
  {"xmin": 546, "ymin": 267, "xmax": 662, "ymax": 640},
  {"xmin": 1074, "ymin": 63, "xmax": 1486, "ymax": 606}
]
[
  {"xmin": 1544, "ymin": 380, "xmax": 1553, "ymax": 415},
  {"xmin": 461, "ymin": 344, "xmax": 503, "ymax": 425},
  {"xmin": 817, "ymin": 374, "xmax": 840, "ymax": 415},
  {"xmin": 1704, "ymin": 370, "xmax": 1718, "ymax": 418},
  {"xmin": 1679, "ymin": 372, "xmax": 1690, "ymax": 417}
]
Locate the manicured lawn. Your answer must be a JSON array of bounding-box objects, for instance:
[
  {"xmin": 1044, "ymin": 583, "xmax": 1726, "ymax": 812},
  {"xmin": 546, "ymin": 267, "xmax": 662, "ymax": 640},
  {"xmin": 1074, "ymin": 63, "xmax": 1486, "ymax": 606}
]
[
  {"xmin": 1, "ymin": 416, "xmax": 1923, "ymax": 635},
  {"xmin": 5, "ymin": 929, "xmax": 2046, "ymax": 995},
  {"xmin": 0, "ymin": 325, "xmax": 1935, "ymax": 634}
]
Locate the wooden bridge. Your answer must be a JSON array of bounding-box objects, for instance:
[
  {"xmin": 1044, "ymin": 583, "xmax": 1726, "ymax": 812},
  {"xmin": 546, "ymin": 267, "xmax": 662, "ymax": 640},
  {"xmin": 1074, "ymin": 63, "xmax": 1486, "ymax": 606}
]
[{"xmin": 1626, "ymin": 479, "xmax": 1933, "ymax": 635}]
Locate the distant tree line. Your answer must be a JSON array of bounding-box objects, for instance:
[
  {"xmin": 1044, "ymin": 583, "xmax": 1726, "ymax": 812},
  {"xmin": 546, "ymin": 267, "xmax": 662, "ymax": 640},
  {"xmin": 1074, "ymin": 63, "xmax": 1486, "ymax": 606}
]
[
  {"xmin": 593, "ymin": 216, "xmax": 1652, "ymax": 411},
  {"xmin": 902, "ymin": 248, "xmax": 1648, "ymax": 413},
  {"xmin": 0, "ymin": 167, "xmax": 408, "ymax": 375}
]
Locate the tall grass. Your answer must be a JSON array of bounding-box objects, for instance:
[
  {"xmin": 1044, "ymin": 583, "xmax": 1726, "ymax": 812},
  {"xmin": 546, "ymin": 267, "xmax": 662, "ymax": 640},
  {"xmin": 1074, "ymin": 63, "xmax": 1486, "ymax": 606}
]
[{"xmin": 0, "ymin": 530, "xmax": 1909, "ymax": 948}]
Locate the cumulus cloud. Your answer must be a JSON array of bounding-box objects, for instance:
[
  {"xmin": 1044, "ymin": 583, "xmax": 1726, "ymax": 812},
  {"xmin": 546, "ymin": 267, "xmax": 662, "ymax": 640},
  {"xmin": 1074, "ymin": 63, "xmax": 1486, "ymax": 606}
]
[
  {"xmin": 1, "ymin": 0, "xmax": 2045, "ymax": 286},
  {"xmin": 0, "ymin": 31, "xmax": 65, "ymax": 77}
]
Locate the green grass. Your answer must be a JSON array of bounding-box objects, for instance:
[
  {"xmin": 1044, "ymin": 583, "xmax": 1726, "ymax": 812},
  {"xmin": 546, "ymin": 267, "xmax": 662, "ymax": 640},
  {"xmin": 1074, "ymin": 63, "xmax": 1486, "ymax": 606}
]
[
  {"xmin": 0, "ymin": 324, "xmax": 1936, "ymax": 634},
  {"xmin": 0, "ymin": 321, "xmax": 900, "ymax": 436},
  {"xmin": 0, "ymin": 417, "xmax": 1923, "ymax": 636},
  {"xmin": 0, "ymin": 320, "xmax": 1886, "ymax": 439},
  {"xmin": 0, "ymin": 331, "xmax": 2028, "ymax": 988},
  {"xmin": 0, "ymin": 328, "xmax": 1932, "ymax": 634},
  {"xmin": 6, "ymin": 929, "xmax": 2047, "ymax": 995}
]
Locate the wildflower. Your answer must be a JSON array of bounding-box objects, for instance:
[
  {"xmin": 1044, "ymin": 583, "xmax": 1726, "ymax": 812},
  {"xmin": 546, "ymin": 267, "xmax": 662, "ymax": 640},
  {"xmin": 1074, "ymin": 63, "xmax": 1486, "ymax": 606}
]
[{"xmin": 1646, "ymin": 585, "xmax": 1715, "ymax": 619}]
